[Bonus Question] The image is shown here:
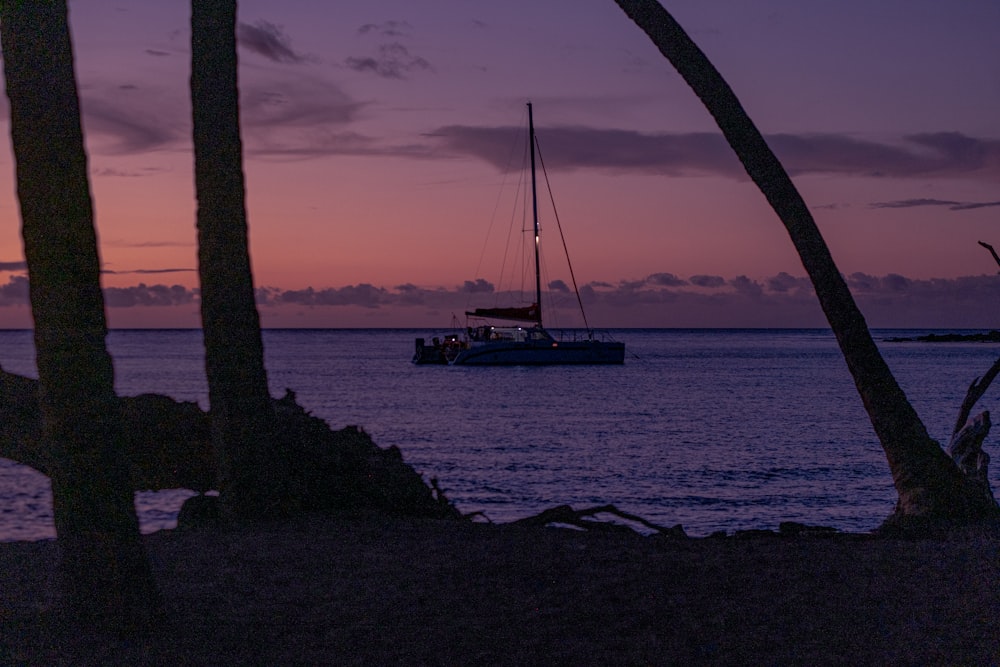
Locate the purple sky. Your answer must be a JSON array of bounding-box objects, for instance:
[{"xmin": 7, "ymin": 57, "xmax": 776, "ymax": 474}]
[{"xmin": 0, "ymin": 0, "xmax": 997, "ymax": 328}]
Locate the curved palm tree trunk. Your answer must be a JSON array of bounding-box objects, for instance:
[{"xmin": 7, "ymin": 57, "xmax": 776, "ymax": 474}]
[
  {"xmin": 614, "ymin": 0, "xmax": 998, "ymax": 523},
  {"xmin": 0, "ymin": 1, "xmax": 160, "ymax": 628},
  {"xmin": 191, "ymin": 0, "xmax": 285, "ymax": 520}
]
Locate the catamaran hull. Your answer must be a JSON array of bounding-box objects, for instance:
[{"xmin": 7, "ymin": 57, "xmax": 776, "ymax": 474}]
[{"xmin": 451, "ymin": 340, "xmax": 624, "ymax": 366}]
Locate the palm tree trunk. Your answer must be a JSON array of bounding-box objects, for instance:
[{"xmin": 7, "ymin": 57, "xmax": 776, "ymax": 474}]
[
  {"xmin": 613, "ymin": 0, "xmax": 998, "ymax": 524},
  {"xmin": 0, "ymin": 1, "xmax": 160, "ymax": 629},
  {"xmin": 191, "ymin": 0, "xmax": 285, "ymax": 520}
]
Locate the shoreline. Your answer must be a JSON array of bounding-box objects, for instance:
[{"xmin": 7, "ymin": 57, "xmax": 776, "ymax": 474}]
[{"xmin": 3, "ymin": 513, "xmax": 999, "ymax": 665}]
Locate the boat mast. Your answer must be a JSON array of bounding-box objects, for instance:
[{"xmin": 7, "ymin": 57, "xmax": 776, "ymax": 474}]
[{"xmin": 528, "ymin": 102, "xmax": 542, "ymax": 326}]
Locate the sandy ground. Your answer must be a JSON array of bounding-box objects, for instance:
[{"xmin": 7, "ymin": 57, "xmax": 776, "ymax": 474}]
[{"xmin": 2, "ymin": 514, "xmax": 1000, "ymax": 666}]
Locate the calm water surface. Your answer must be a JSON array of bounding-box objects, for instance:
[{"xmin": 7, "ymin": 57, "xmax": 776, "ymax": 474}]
[{"xmin": 2, "ymin": 328, "xmax": 998, "ymax": 540}]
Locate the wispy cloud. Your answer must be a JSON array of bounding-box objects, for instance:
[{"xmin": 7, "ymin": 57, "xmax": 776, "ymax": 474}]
[
  {"xmin": 238, "ymin": 21, "xmax": 312, "ymax": 64},
  {"xmin": 238, "ymin": 73, "xmax": 369, "ymax": 159},
  {"xmin": 78, "ymin": 65, "xmax": 361, "ymax": 160},
  {"xmin": 104, "ymin": 284, "xmax": 197, "ymax": 308},
  {"xmin": 92, "ymin": 166, "xmax": 171, "ymax": 178},
  {"xmin": 240, "ymin": 76, "xmax": 360, "ymax": 128},
  {"xmin": 427, "ymin": 125, "xmax": 1000, "ymax": 182},
  {"xmin": 869, "ymin": 198, "xmax": 1000, "ymax": 211},
  {"xmin": 0, "ymin": 261, "xmax": 27, "ymax": 272},
  {"xmin": 345, "ymin": 43, "xmax": 432, "ymax": 80},
  {"xmin": 81, "ymin": 96, "xmax": 180, "ymax": 154},
  {"xmin": 358, "ymin": 21, "xmax": 412, "ymax": 38},
  {"xmin": 72, "ymin": 59, "xmax": 1000, "ymax": 181},
  {"xmin": 102, "ymin": 268, "xmax": 195, "ymax": 275},
  {"xmin": 346, "ymin": 20, "xmax": 432, "ymax": 80},
  {"xmin": 103, "ymin": 239, "xmax": 194, "ymax": 249}
]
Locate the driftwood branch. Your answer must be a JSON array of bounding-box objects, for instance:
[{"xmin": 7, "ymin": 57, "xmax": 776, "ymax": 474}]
[
  {"xmin": 951, "ymin": 356, "xmax": 1000, "ymax": 437},
  {"xmin": 946, "ymin": 412, "xmax": 994, "ymax": 509},
  {"xmin": 513, "ymin": 504, "xmax": 685, "ymax": 536},
  {"xmin": 943, "ymin": 357, "xmax": 1000, "ymax": 511}
]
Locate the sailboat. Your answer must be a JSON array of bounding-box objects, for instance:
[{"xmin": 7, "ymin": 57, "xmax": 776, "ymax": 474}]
[{"xmin": 413, "ymin": 103, "xmax": 625, "ymax": 366}]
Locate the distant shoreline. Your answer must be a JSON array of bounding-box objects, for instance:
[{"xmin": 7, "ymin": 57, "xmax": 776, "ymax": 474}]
[{"xmin": 884, "ymin": 330, "xmax": 1000, "ymax": 343}]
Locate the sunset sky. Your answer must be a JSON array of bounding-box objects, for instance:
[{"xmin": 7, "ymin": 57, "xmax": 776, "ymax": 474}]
[{"xmin": 0, "ymin": 0, "xmax": 997, "ymax": 328}]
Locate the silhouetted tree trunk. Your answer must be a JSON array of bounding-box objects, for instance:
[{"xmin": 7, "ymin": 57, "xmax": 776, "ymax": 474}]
[
  {"xmin": 0, "ymin": 1, "xmax": 160, "ymax": 629},
  {"xmin": 614, "ymin": 0, "xmax": 998, "ymax": 526},
  {"xmin": 191, "ymin": 0, "xmax": 286, "ymax": 520}
]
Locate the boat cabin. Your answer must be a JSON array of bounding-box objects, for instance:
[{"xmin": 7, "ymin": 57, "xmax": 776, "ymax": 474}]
[{"xmin": 467, "ymin": 325, "xmax": 554, "ymax": 344}]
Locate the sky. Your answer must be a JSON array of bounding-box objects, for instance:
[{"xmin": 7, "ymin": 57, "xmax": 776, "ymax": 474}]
[{"xmin": 0, "ymin": 0, "xmax": 997, "ymax": 328}]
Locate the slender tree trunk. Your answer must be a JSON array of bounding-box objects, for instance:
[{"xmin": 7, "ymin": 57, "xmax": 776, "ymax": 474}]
[
  {"xmin": 0, "ymin": 1, "xmax": 160, "ymax": 629},
  {"xmin": 191, "ymin": 0, "xmax": 285, "ymax": 520},
  {"xmin": 614, "ymin": 0, "xmax": 998, "ymax": 524}
]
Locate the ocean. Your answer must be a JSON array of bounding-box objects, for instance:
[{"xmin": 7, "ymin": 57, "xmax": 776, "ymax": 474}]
[{"xmin": 2, "ymin": 328, "xmax": 998, "ymax": 541}]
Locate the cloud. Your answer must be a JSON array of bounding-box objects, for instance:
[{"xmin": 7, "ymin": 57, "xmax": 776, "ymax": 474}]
[
  {"xmin": 238, "ymin": 74, "xmax": 371, "ymax": 159},
  {"xmin": 729, "ymin": 275, "xmax": 765, "ymax": 298},
  {"xmin": 462, "ymin": 279, "xmax": 494, "ymax": 294},
  {"xmin": 393, "ymin": 282, "xmax": 431, "ymax": 305},
  {"xmin": 80, "ymin": 96, "xmax": 180, "ymax": 154},
  {"xmin": 104, "ymin": 284, "xmax": 196, "ymax": 308},
  {"xmin": 427, "ymin": 125, "xmax": 1000, "ymax": 182},
  {"xmin": 548, "ymin": 279, "xmax": 570, "ymax": 292},
  {"xmin": 347, "ymin": 21, "xmax": 431, "ymax": 80},
  {"xmin": 358, "ymin": 21, "xmax": 412, "ymax": 38},
  {"xmin": 78, "ymin": 69, "xmax": 376, "ymax": 161},
  {"xmin": 648, "ymin": 272, "xmax": 687, "ymax": 287},
  {"xmin": 869, "ymin": 198, "xmax": 1000, "ymax": 211},
  {"xmin": 0, "ymin": 277, "xmax": 198, "ymax": 309},
  {"xmin": 238, "ymin": 21, "xmax": 311, "ymax": 64},
  {"xmin": 102, "ymin": 268, "xmax": 195, "ymax": 275},
  {"xmin": 260, "ymin": 283, "xmax": 388, "ymax": 308},
  {"xmin": 882, "ymin": 273, "xmax": 911, "ymax": 292},
  {"xmin": 0, "ymin": 275, "xmax": 28, "ymax": 305},
  {"xmin": 241, "ymin": 76, "xmax": 359, "ymax": 128},
  {"xmin": 0, "ymin": 261, "xmax": 27, "ymax": 272},
  {"xmin": 766, "ymin": 272, "xmax": 811, "ymax": 293},
  {"xmin": 103, "ymin": 239, "xmax": 194, "ymax": 249},
  {"xmin": 92, "ymin": 166, "xmax": 170, "ymax": 178},
  {"xmin": 78, "ymin": 68, "xmax": 363, "ymax": 160},
  {"xmin": 689, "ymin": 274, "xmax": 726, "ymax": 288},
  {"xmin": 345, "ymin": 42, "xmax": 432, "ymax": 80},
  {"xmin": 1, "ymin": 272, "xmax": 998, "ymax": 329},
  {"xmin": 428, "ymin": 125, "xmax": 739, "ymax": 176}
]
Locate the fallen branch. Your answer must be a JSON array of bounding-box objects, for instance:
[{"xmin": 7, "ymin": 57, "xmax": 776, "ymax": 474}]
[
  {"xmin": 1, "ymin": 365, "xmax": 461, "ymax": 521},
  {"xmin": 951, "ymin": 356, "xmax": 1000, "ymax": 437},
  {"xmin": 512, "ymin": 504, "xmax": 685, "ymax": 536},
  {"xmin": 1, "ymin": 363, "xmax": 213, "ymax": 490},
  {"xmin": 941, "ymin": 356, "xmax": 1000, "ymax": 515}
]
